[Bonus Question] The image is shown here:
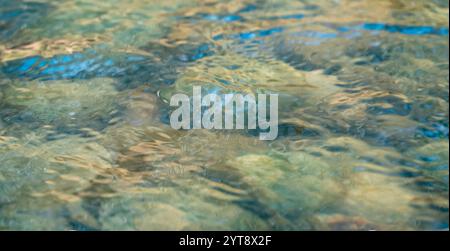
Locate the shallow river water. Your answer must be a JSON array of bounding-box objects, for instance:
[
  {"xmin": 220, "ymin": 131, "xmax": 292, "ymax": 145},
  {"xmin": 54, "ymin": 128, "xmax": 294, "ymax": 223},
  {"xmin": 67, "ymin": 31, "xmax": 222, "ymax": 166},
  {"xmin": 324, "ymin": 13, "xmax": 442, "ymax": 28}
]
[{"xmin": 0, "ymin": 0, "xmax": 448, "ymax": 230}]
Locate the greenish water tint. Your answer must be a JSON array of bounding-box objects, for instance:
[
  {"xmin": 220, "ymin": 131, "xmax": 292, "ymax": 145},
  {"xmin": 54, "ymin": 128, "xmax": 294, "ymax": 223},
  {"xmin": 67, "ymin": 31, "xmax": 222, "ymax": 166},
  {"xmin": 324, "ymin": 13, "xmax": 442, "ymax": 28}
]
[{"xmin": 0, "ymin": 0, "xmax": 448, "ymax": 230}]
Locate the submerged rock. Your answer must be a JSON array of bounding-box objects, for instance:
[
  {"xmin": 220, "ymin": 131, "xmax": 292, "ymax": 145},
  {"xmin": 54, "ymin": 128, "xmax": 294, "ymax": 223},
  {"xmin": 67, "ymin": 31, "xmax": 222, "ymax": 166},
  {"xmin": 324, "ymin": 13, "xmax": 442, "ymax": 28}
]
[
  {"xmin": 0, "ymin": 134, "xmax": 114, "ymax": 230},
  {"xmin": 224, "ymin": 153, "xmax": 344, "ymax": 229},
  {"xmin": 158, "ymin": 53, "xmax": 341, "ymax": 114},
  {"xmin": 0, "ymin": 78, "xmax": 122, "ymax": 132}
]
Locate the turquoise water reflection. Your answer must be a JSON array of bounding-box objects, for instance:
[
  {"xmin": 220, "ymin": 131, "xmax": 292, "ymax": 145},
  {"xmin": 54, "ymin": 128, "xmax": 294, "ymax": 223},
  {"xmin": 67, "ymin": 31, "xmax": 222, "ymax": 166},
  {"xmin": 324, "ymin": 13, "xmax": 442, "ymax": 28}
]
[{"xmin": 0, "ymin": 0, "xmax": 448, "ymax": 230}]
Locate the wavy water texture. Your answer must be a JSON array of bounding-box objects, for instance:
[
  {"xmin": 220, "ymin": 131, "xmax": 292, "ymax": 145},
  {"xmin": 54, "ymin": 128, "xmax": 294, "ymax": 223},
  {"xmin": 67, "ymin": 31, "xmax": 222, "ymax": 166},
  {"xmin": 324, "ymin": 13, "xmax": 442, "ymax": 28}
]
[{"xmin": 0, "ymin": 0, "xmax": 448, "ymax": 230}]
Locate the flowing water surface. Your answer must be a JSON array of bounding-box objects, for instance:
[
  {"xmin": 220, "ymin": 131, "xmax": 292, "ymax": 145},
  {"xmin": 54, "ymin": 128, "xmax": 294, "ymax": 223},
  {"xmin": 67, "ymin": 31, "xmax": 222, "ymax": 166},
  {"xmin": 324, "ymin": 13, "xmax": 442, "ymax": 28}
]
[{"xmin": 0, "ymin": 0, "xmax": 449, "ymax": 230}]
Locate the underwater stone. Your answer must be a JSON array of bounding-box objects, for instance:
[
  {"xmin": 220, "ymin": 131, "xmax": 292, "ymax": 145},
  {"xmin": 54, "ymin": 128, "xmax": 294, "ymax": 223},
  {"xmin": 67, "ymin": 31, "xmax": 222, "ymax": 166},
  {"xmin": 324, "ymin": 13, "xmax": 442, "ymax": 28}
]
[
  {"xmin": 0, "ymin": 78, "xmax": 122, "ymax": 132},
  {"xmin": 225, "ymin": 153, "xmax": 344, "ymax": 228},
  {"xmin": 0, "ymin": 134, "xmax": 113, "ymax": 230}
]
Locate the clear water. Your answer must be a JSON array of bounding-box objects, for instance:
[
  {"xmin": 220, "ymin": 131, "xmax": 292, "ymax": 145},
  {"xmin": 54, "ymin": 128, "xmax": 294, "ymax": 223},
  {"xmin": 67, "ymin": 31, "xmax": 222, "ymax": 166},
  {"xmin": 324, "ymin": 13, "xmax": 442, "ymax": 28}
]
[{"xmin": 0, "ymin": 0, "xmax": 448, "ymax": 230}]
